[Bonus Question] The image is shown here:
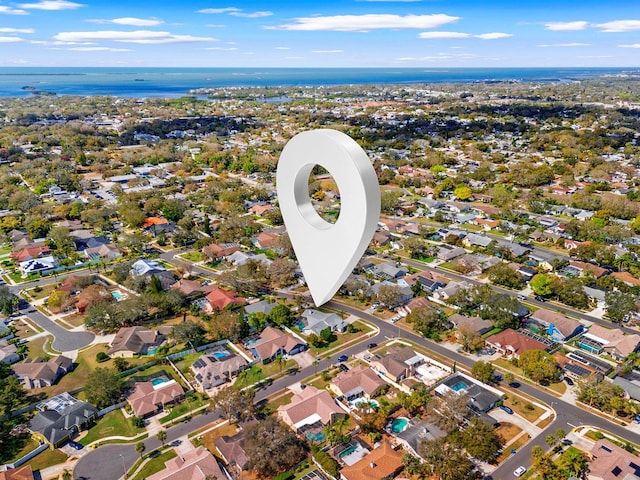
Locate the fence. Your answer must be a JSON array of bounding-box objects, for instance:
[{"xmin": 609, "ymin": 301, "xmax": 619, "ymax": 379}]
[{"xmin": 0, "ymin": 442, "xmax": 48, "ymax": 470}]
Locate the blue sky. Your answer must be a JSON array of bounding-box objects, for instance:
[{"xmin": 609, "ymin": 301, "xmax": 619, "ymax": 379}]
[{"xmin": 0, "ymin": 0, "xmax": 638, "ymax": 67}]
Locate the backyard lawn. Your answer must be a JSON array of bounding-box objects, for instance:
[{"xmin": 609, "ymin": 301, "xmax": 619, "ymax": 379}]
[
  {"xmin": 234, "ymin": 359, "xmax": 297, "ymax": 389},
  {"xmin": 29, "ymin": 448, "xmax": 68, "ymax": 472},
  {"xmin": 131, "ymin": 449, "xmax": 177, "ymax": 480},
  {"xmin": 79, "ymin": 409, "xmax": 145, "ymax": 445}
]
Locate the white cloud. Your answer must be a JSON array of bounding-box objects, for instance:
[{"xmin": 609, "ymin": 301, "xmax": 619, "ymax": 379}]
[
  {"xmin": 0, "ymin": 35, "xmax": 24, "ymax": 42},
  {"xmin": 269, "ymin": 13, "xmax": 459, "ymax": 31},
  {"xmin": 88, "ymin": 17, "xmax": 164, "ymax": 27},
  {"xmin": 537, "ymin": 42, "xmax": 590, "ymax": 47},
  {"xmin": 619, "ymin": 43, "xmax": 640, "ymax": 48},
  {"xmin": 204, "ymin": 46, "xmax": 237, "ymax": 50},
  {"xmin": 275, "ymin": 46, "xmax": 290, "ymax": 50},
  {"xmin": 419, "ymin": 31, "xmax": 511, "ymax": 40},
  {"xmin": 19, "ymin": 0, "xmax": 84, "ymax": 10},
  {"xmin": 596, "ymin": 20, "xmax": 640, "ymax": 32},
  {"xmin": 197, "ymin": 7, "xmax": 240, "ymax": 14},
  {"xmin": 0, "ymin": 27, "xmax": 34, "ymax": 33},
  {"xmin": 419, "ymin": 31, "xmax": 470, "ymax": 39},
  {"xmin": 475, "ymin": 32, "xmax": 512, "ymax": 39},
  {"xmin": 230, "ymin": 11, "xmax": 272, "ymax": 18},
  {"xmin": 0, "ymin": 5, "xmax": 28, "ymax": 14},
  {"xmin": 53, "ymin": 30, "xmax": 216, "ymax": 44},
  {"xmin": 544, "ymin": 21, "xmax": 588, "ymax": 31},
  {"xmin": 312, "ymin": 49, "xmax": 344, "ymax": 53},
  {"xmin": 69, "ymin": 46, "xmax": 130, "ymax": 51}
]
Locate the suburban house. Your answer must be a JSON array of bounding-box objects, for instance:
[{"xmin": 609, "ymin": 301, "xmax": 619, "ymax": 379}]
[
  {"xmin": 253, "ymin": 232, "xmax": 279, "ymax": 249},
  {"xmin": 126, "ymin": 379, "xmax": 185, "ymax": 417},
  {"xmin": 19, "ymin": 256, "xmax": 56, "ymax": 276},
  {"xmin": 370, "ymin": 282, "xmax": 413, "ymax": 307},
  {"xmin": 395, "ymin": 419, "xmax": 446, "ymax": 459},
  {"xmin": 107, "ymin": 326, "xmax": 165, "ymax": 358},
  {"xmin": 277, "ymin": 386, "xmax": 346, "ymax": 433},
  {"xmin": 588, "ymin": 439, "xmax": 640, "ymax": 480},
  {"xmin": 249, "ymin": 326, "xmax": 307, "ymax": 363},
  {"xmin": 437, "ymin": 244, "xmax": 467, "ymax": 261},
  {"xmin": 329, "ymin": 365, "xmax": 387, "ymax": 403},
  {"xmin": 462, "ymin": 233, "xmax": 493, "ymax": 249},
  {"xmin": 244, "ymin": 299, "xmax": 277, "ymax": 317},
  {"xmin": 202, "ymin": 242, "xmax": 241, "ymax": 262},
  {"xmin": 371, "ymin": 261, "xmax": 408, "ymax": 280},
  {"xmin": 433, "ymin": 280, "xmax": 473, "ymax": 301},
  {"xmin": 566, "ymin": 260, "xmax": 609, "ymax": 279},
  {"xmin": 215, "ymin": 432, "xmax": 250, "ymax": 472},
  {"xmin": 0, "ymin": 465, "xmax": 34, "ymax": 480},
  {"xmin": 484, "ymin": 329, "xmax": 550, "ymax": 359},
  {"xmin": 370, "ymin": 346, "xmax": 424, "ymax": 384},
  {"xmin": 146, "ymin": 446, "xmax": 226, "ymax": 480},
  {"xmin": 449, "ymin": 313, "xmax": 494, "ymax": 336},
  {"xmin": 612, "ymin": 271, "xmax": 640, "ymax": 288},
  {"xmin": 170, "ymin": 279, "xmax": 215, "ymax": 299},
  {"xmin": 339, "ymin": 441, "xmax": 404, "ymax": 480},
  {"xmin": 12, "ymin": 356, "xmax": 73, "ymax": 389},
  {"xmin": 11, "ymin": 244, "xmax": 50, "ymax": 263},
  {"xmin": 580, "ymin": 325, "xmax": 640, "ymax": 360},
  {"xmin": 298, "ymin": 309, "xmax": 347, "ymax": 336},
  {"xmin": 191, "ymin": 353, "xmax": 248, "ymax": 390},
  {"xmin": 30, "ymin": 394, "xmax": 98, "ymax": 448},
  {"xmin": 0, "ymin": 339, "xmax": 19, "ymax": 364},
  {"xmin": 402, "ymin": 271, "xmax": 446, "ymax": 294},
  {"xmin": 612, "ymin": 376, "xmax": 640, "ymax": 402},
  {"xmin": 526, "ymin": 308, "xmax": 585, "ymax": 342},
  {"xmin": 84, "ymin": 243, "xmax": 122, "ymax": 260},
  {"xmin": 435, "ymin": 373, "xmax": 503, "ymax": 414},
  {"xmin": 72, "ymin": 284, "xmax": 113, "ymax": 313},
  {"xmin": 203, "ymin": 288, "xmax": 246, "ymax": 312}
]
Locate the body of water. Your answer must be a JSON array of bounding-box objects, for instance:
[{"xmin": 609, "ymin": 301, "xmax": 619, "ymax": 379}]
[{"xmin": 0, "ymin": 67, "xmax": 636, "ymax": 98}]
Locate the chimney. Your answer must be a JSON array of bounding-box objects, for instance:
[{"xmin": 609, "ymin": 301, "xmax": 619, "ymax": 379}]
[{"xmin": 370, "ymin": 462, "xmax": 376, "ymax": 469}]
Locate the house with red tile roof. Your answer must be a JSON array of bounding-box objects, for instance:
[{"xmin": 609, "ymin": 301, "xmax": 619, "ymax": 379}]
[
  {"xmin": 142, "ymin": 217, "xmax": 168, "ymax": 229},
  {"xmin": 277, "ymin": 386, "xmax": 346, "ymax": 433},
  {"xmin": 202, "ymin": 242, "xmax": 240, "ymax": 262},
  {"xmin": 126, "ymin": 379, "xmax": 185, "ymax": 417},
  {"xmin": 146, "ymin": 446, "xmax": 225, "ymax": 480},
  {"xmin": 612, "ymin": 271, "xmax": 640, "ymax": 288},
  {"xmin": 253, "ymin": 232, "xmax": 278, "ymax": 249},
  {"xmin": 11, "ymin": 245, "xmax": 50, "ymax": 263},
  {"xmin": 0, "ymin": 465, "xmax": 34, "ymax": 480},
  {"xmin": 568, "ymin": 260, "xmax": 608, "ymax": 278},
  {"xmin": 339, "ymin": 441, "xmax": 404, "ymax": 480},
  {"xmin": 249, "ymin": 204, "xmax": 274, "ymax": 216},
  {"xmin": 474, "ymin": 217, "xmax": 500, "ymax": 231},
  {"xmin": 330, "ymin": 365, "xmax": 387, "ymax": 402},
  {"xmin": 485, "ymin": 328, "xmax": 549, "ymax": 359},
  {"xmin": 589, "ymin": 439, "xmax": 640, "ymax": 480},
  {"xmin": 203, "ymin": 288, "xmax": 245, "ymax": 312}
]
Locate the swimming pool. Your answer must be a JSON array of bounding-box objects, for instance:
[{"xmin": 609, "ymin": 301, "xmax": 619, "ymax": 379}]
[
  {"xmin": 339, "ymin": 445, "xmax": 358, "ymax": 458},
  {"xmin": 306, "ymin": 431, "xmax": 326, "ymax": 442},
  {"xmin": 391, "ymin": 417, "xmax": 409, "ymax": 433},
  {"xmin": 451, "ymin": 381, "xmax": 468, "ymax": 392},
  {"xmin": 211, "ymin": 351, "xmax": 230, "ymax": 360},
  {"xmin": 151, "ymin": 377, "xmax": 168, "ymax": 386},
  {"xmin": 111, "ymin": 291, "xmax": 122, "ymax": 300}
]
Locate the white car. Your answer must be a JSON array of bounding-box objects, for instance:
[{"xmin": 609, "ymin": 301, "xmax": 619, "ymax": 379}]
[{"xmin": 514, "ymin": 466, "xmax": 527, "ymax": 477}]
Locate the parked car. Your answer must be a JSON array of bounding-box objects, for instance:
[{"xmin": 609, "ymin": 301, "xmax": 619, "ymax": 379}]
[
  {"xmin": 367, "ymin": 343, "xmax": 378, "ymax": 349},
  {"xmin": 564, "ymin": 377, "xmax": 574, "ymax": 386},
  {"xmin": 337, "ymin": 354, "xmax": 348, "ymax": 363},
  {"xmin": 339, "ymin": 363, "xmax": 349, "ymax": 372},
  {"xmin": 69, "ymin": 441, "xmax": 83, "ymax": 450},
  {"xmin": 514, "ymin": 466, "xmax": 527, "ymax": 477},
  {"xmin": 500, "ymin": 405, "xmax": 514, "ymax": 415},
  {"xmin": 517, "ymin": 294, "xmax": 526, "ymax": 300},
  {"xmin": 561, "ymin": 439, "xmax": 572, "ymax": 446}
]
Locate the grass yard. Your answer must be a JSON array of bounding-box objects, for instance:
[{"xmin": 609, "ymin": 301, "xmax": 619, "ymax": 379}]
[
  {"xmin": 24, "ymin": 335, "xmax": 54, "ymax": 360},
  {"xmin": 13, "ymin": 317, "xmax": 44, "ymax": 337},
  {"xmin": 495, "ymin": 423, "xmax": 523, "ymax": 444},
  {"xmin": 131, "ymin": 449, "xmax": 177, "ymax": 480},
  {"xmin": 496, "ymin": 433, "xmax": 530, "ymax": 463},
  {"xmin": 546, "ymin": 381, "xmax": 567, "ymax": 395},
  {"xmin": 29, "ymin": 448, "xmax": 68, "ymax": 472},
  {"xmin": 159, "ymin": 393, "xmax": 209, "ymax": 425},
  {"xmin": 503, "ymin": 396, "xmax": 544, "ymax": 423},
  {"xmin": 234, "ymin": 359, "xmax": 297, "ymax": 389},
  {"xmin": 60, "ymin": 312, "xmax": 87, "ymax": 328},
  {"xmin": 179, "ymin": 251, "xmax": 204, "ymax": 262},
  {"xmin": 259, "ymin": 391, "xmax": 294, "ymax": 416},
  {"xmin": 307, "ymin": 320, "xmax": 374, "ymax": 355},
  {"xmin": 25, "ymin": 283, "xmax": 60, "ymax": 300},
  {"xmin": 6, "ymin": 437, "xmax": 39, "ymax": 464},
  {"xmin": 80, "ymin": 409, "xmax": 145, "ymax": 445},
  {"xmin": 193, "ymin": 421, "xmax": 238, "ymax": 453}
]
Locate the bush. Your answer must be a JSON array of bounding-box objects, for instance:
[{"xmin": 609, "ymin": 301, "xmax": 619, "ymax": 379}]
[
  {"xmin": 594, "ymin": 431, "xmax": 605, "ymax": 440},
  {"xmin": 273, "ymin": 473, "xmax": 294, "ymax": 480},
  {"xmin": 314, "ymin": 450, "xmax": 340, "ymax": 477},
  {"xmin": 96, "ymin": 351, "xmax": 110, "ymax": 363}
]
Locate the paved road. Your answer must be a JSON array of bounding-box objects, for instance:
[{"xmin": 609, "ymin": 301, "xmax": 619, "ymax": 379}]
[{"xmin": 16, "ymin": 305, "xmax": 94, "ymax": 352}]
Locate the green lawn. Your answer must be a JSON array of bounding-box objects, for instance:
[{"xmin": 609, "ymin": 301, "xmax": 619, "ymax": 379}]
[
  {"xmin": 131, "ymin": 449, "xmax": 177, "ymax": 480},
  {"xmin": 4, "ymin": 436, "xmax": 38, "ymax": 464},
  {"xmin": 234, "ymin": 359, "xmax": 296, "ymax": 388},
  {"xmin": 25, "ymin": 283, "xmax": 60, "ymax": 300},
  {"xmin": 179, "ymin": 251, "xmax": 203, "ymax": 262},
  {"xmin": 159, "ymin": 393, "xmax": 209, "ymax": 424},
  {"xmin": 307, "ymin": 320, "xmax": 373, "ymax": 355},
  {"xmin": 80, "ymin": 409, "xmax": 145, "ymax": 445},
  {"xmin": 29, "ymin": 448, "xmax": 68, "ymax": 472}
]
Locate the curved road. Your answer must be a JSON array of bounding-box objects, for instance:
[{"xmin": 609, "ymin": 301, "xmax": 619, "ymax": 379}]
[{"xmin": 74, "ymin": 297, "xmax": 640, "ymax": 480}]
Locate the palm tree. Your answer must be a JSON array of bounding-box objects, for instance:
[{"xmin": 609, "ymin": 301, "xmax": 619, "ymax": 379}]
[
  {"xmin": 274, "ymin": 353, "xmax": 284, "ymax": 373},
  {"xmin": 157, "ymin": 429, "xmax": 167, "ymax": 446},
  {"xmin": 135, "ymin": 441, "xmax": 146, "ymax": 459},
  {"xmin": 558, "ymin": 448, "xmax": 590, "ymax": 479}
]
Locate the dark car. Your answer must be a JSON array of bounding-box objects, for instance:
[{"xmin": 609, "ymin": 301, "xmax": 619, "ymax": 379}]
[
  {"xmin": 561, "ymin": 439, "xmax": 572, "ymax": 446},
  {"xmin": 367, "ymin": 343, "xmax": 378, "ymax": 349},
  {"xmin": 337, "ymin": 354, "xmax": 348, "ymax": 363},
  {"xmin": 509, "ymin": 382, "xmax": 521, "ymax": 388},
  {"xmin": 534, "ymin": 295, "xmax": 546, "ymax": 302},
  {"xmin": 500, "ymin": 405, "xmax": 514, "ymax": 415},
  {"xmin": 339, "ymin": 363, "xmax": 349, "ymax": 372},
  {"xmin": 564, "ymin": 377, "xmax": 574, "ymax": 386},
  {"xmin": 69, "ymin": 441, "xmax": 83, "ymax": 450}
]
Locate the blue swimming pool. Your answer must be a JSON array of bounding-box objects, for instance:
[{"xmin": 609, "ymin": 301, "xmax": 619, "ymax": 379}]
[
  {"xmin": 391, "ymin": 417, "xmax": 409, "ymax": 433},
  {"xmin": 339, "ymin": 444, "xmax": 357, "ymax": 458},
  {"xmin": 306, "ymin": 431, "xmax": 325, "ymax": 442},
  {"xmin": 451, "ymin": 381, "xmax": 468, "ymax": 392},
  {"xmin": 111, "ymin": 291, "xmax": 122, "ymax": 300},
  {"xmin": 151, "ymin": 377, "xmax": 168, "ymax": 386},
  {"xmin": 212, "ymin": 351, "xmax": 230, "ymax": 359}
]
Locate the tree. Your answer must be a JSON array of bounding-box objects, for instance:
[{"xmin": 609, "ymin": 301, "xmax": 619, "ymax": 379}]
[
  {"xmin": 554, "ymin": 277, "xmax": 589, "ymax": 309},
  {"xmin": 420, "ymin": 437, "xmax": 475, "ymax": 480},
  {"xmin": 399, "ymin": 383, "xmax": 430, "ymax": 415},
  {"xmin": 268, "ymin": 258, "xmax": 297, "ymax": 288},
  {"xmin": 487, "ymin": 262, "xmax": 525, "ymax": 289},
  {"xmin": 453, "ymin": 185, "xmax": 472, "ymax": 201},
  {"xmin": 171, "ymin": 320, "xmax": 207, "ymax": 347},
  {"xmin": 471, "ymin": 360, "xmax": 495, "ymax": 384},
  {"xmin": 428, "ymin": 390, "xmax": 469, "ymax": 433},
  {"xmin": 518, "ymin": 350, "xmax": 561, "ymax": 384},
  {"xmin": 376, "ymin": 284, "xmax": 403, "ymax": 308},
  {"xmin": 460, "ymin": 417, "xmax": 503, "ymax": 461},
  {"xmin": 268, "ymin": 303, "xmax": 293, "ymax": 326},
  {"xmin": 558, "ymin": 447, "xmax": 590, "ymax": 479},
  {"xmin": 210, "ymin": 385, "xmax": 255, "ymax": 423},
  {"xmin": 380, "ymin": 190, "xmax": 401, "ymax": 214},
  {"xmin": 243, "ymin": 416, "xmax": 307, "ymax": 477},
  {"xmin": 47, "ymin": 289, "xmax": 70, "ymax": 313},
  {"xmin": 49, "ymin": 226, "xmax": 75, "ymax": 255},
  {"xmin": 530, "ymin": 445, "xmax": 561, "ymax": 480},
  {"xmin": 135, "ymin": 441, "xmax": 146, "ymax": 459},
  {"xmin": 0, "ymin": 286, "xmax": 18, "ymax": 316},
  {"xmin": 161, "ymin": 199, "xmax": 187, "ymax": 222},
  {"xmin": 84, "ymin": 367, "xmax": 123, "ymax": 409},
  {"xmin": 406, "ymin": 305, "xmax": 448, "ymax": 339},
  {"xmin": 504, "ymin": 372, "xmax": 515, "ymax": 385},
  {"xmin": 156, "ymin": 429, "xmax": 167, "ymax": 446},
  {"xmin": 530, "ymin": 273, "xmax": 555, "ymax": 297},
  {"xmin": 605, "ymin": 290, "xmax": 638, "ymax": 323}
]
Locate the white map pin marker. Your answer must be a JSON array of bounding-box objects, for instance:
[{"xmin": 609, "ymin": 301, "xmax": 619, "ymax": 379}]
[{"xmin": 277, "ymin": 129, "xmax": 381, "ymax": 307}]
